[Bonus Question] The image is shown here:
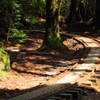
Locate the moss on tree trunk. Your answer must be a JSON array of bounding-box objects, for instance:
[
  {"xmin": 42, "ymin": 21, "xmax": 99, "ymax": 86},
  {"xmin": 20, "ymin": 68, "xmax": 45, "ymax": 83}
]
[
  {"xmin": 39, "ymin": 0, "xmax": 64, "ymax": 51},
  {"xmin": 0, "ymin": 49, "xmax": 11, "ymax": 71}
]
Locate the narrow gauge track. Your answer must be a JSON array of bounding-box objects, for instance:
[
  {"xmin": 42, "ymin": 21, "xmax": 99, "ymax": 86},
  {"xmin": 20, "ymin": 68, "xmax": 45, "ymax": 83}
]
[{"xmin": 7, "ymin": 32, "xmax": 100, "ymax": 100}]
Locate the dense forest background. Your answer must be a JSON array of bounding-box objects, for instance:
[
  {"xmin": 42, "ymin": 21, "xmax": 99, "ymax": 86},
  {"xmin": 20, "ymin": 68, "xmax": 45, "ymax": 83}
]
[{"xmin": 0, "ymin": 0, "xmax": 100, "ymax": 71}]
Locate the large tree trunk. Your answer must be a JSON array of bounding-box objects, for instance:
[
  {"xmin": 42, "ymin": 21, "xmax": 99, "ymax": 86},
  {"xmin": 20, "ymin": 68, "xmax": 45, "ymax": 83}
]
[
  {"xmin": 93, "ymin": 0, "xmax": 100, "ymax": 30},
  {"xmin": 39, "ymin": 0, "xmax": 63, "ymax": 51}
]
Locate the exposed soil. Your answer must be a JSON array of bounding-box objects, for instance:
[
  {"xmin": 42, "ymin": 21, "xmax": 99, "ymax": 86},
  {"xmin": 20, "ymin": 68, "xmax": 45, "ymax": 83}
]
[{"xmin": 0, "ymin": 21, "xmax": 100, "ymax": 100}]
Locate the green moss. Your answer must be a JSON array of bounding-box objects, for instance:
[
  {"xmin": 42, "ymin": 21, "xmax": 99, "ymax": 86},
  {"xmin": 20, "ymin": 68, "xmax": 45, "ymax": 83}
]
[
  {"xmin": 0, "ymin": 70, "xmax": 10, "ymax": 78},
  {"xmin": 0, "ymin": 49, "xmax": 11, "ymax": 71},
  {"xmin": 48, "ymin": 35, "xmax": 63, "ymax": 46}
]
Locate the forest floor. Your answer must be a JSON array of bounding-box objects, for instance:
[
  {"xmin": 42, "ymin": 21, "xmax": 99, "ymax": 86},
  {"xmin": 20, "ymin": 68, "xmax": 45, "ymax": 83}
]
[{"xmin": 0, "ymin": 21, "xmax": 100, "ymax": 100}]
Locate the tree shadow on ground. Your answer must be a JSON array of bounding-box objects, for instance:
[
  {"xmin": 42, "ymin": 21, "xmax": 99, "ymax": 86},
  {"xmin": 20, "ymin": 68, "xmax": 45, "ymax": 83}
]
[{"xmin": 1, "ymin": 22, "xmax": 100, "ymax": 100}]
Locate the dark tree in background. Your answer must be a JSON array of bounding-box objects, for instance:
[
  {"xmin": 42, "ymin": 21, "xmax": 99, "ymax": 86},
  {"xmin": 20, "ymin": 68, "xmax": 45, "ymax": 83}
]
[
  {"xmin": 84, "ymin": 0, "xmax": 95, "ymax": 21},
  {"xmin": 93, "ymin": 0, "xmax": 100, "ymax": 30},
  {"xmin": 68, "ymin": 0, "xmax": 79, "ymax": 22},
  {"xmin": 68, "ymin": 0, "xmax": 96, "ymax": 23}
]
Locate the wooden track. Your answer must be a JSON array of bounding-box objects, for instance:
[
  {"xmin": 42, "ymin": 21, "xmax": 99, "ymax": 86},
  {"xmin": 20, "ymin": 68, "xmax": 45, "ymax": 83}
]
[{"xmin": 7, "ymin": 32, "xmax": 100, "ymax": 100}]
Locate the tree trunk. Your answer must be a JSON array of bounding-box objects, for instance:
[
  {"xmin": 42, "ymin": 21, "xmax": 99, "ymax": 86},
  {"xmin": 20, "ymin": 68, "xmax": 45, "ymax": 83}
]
[
  {"xmin": 0, "ymin": 49, "xmax": 11, "ymax": 71},
  {"xmin": 39, "ymin": 0, "xmax": 63, "ymax": 51},
  {"xmin": 68, "ymin": 0, "xmax": 81, "ymax": 22},
  {"xmin": 68, "ymin": 0, "xmax": 86, "ymax": 22},
  {"xmin": 84, "ymin": 0, "xmax": 95, "ymax": 21},
  {"xmin": 93, "ymin": 0, "xmax": 100, "ymax": 30}
]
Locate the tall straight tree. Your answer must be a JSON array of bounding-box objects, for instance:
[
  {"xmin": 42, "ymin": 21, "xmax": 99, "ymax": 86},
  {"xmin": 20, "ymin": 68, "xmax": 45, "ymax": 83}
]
[
  {"xmin": 39, "ymin": 0, "xmax": 64, "ymax": 51},
  {"xmin": 68, "ymin": 0, "xmax": 85, "ymax": 22},
  {"xmin": 93, "ymin": 0, "xmax": 100, "ymax": 30},
  {"xmin": 84, "ymin": 0, "xmax": 95, "ymax": 21},
  {"xmin": 68, "ymin": 0, "xmax": 80, "ymax": 22}
]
